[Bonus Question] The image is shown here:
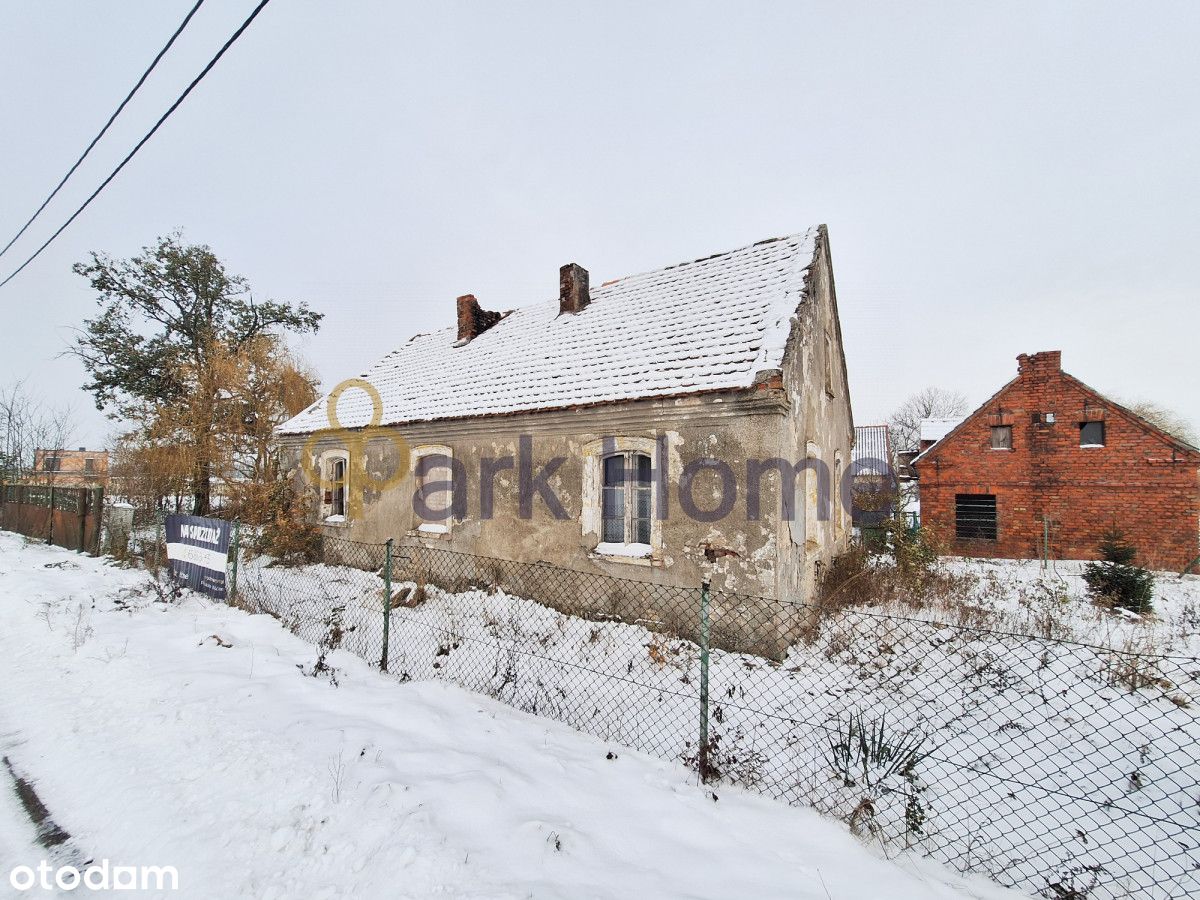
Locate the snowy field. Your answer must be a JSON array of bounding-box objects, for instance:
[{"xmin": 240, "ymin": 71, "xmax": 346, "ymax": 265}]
[
  {"xmin": 0, "ymin": 531, "xmax": 1022, "ymax": 900},
  {"xmin": 233, "ymin": 548, "xmax": 1200, "ymax": 900}
]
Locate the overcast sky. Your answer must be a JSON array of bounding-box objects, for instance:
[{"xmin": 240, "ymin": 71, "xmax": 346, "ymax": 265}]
[{"xmin": 1, "ymin": 1, "xmax": 1197, "ymax": 449}]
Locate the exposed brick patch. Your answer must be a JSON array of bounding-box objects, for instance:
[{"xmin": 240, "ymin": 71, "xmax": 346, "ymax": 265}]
[
  {"xmin": 456, "ymin": 294, "xmax": 503, "ymax": 344},
  {"xmin": 558, "ymin": 263, "xmax": 590, "ymax": 315}
]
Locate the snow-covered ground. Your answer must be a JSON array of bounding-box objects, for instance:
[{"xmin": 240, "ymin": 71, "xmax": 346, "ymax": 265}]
[
  {"xmin": 0, "ymin": 531, "xmax": 1021, "ymax": 900},
  {"xmin": 231, "ymin": 548, "xmax": 1200, "ymax": 900}
]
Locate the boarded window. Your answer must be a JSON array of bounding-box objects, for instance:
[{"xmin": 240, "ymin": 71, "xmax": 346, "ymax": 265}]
[
  {"xmin": 955, "ymin": 493, "xmax": 997, "ymax": 541},
  {"xmin": 1080, "ymin": 421, "xmax": 1105, "ymax": 447},
  {"xmin": 990, "ymin": 426, "xmax": 1012, "ymax": 450}
]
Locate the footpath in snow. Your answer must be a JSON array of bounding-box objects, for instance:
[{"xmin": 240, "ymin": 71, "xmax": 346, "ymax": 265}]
[{"xmin": 0, "ymin": 531, "xmax": 1022, "ymax": 899}]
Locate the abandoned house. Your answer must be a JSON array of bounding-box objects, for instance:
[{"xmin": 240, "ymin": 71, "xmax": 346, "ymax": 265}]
[
  {"xmin": 913, "ymin": 350, "xmax": 1200, "ymax": 571},
  {"xmin": 276, "ymin": 227, "xmax": 854, "ymax": 648}
]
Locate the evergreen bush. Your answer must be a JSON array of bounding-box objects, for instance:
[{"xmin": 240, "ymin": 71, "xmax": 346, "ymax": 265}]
[{"xmin": 1083, "ymin": 526, "xmax": 1155, "ymax": 615}]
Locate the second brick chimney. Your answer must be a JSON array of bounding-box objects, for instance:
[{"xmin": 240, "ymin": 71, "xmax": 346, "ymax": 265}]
[
  {"xmin": 456, "ymin": 294, "xmax": 502, "ymax": 345},
  {"xmin": 1017, "ymin": 350, "xmax": 1062, "ymax": 377},
  {"xmin": 559, "ymin": 263, "xmax": 590, "ymax": 315}
]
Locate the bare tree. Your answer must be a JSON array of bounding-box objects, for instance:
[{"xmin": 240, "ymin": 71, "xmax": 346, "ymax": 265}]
[
  {"xmin": 888, "ymin": 387, "xmax": 969, "ymax": 452},
  {"xmin": 1122, "ymin": 399, "xmax": 1197, "ymax": 446},
  {"xmin": 0, "ymin": 380, "xmax": 76, "ymax": 485}
]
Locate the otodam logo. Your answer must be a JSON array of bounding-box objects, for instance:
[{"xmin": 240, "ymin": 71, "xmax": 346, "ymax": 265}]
[{"xmin": 301, "ymin": 379, "xmax": 412, "ymax": 522}]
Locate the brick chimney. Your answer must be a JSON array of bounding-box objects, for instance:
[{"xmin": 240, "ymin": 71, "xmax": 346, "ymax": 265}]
[
  {"xmin": 455, "ymin": 294, "xmax": 502, "ymax": 345},
  {"xmin": 1017, "ymin": 350, "xmax": 1062, "ymax": 377},
  {"xmin": 559, "ymin": 263, "xmax": 589, "ymax": 315}
]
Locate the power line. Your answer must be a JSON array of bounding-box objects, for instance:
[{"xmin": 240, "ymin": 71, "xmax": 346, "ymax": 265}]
[
  {"xmin": 0, "ymin": 0, "xmax": 273, "ymax": 290},
  {"xmin": 0, "ymin": 0, "xmax": 207, "ymax": 263}
]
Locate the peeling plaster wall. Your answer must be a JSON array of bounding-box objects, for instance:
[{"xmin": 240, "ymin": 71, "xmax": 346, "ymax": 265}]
[
  {"xmin": 774, "ymin": 231, "xmax": 855, "ymax": 604},
  {"xmin": 275, "ymin": 232, "xmax": 855, "ymax": 653},
  {"xmin": 278, "ymin": 391, "xmax": 794, "ymax": 599}
]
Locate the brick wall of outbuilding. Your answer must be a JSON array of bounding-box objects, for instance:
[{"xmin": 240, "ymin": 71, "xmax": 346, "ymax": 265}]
[{"xmin": 914, "ymin": 351, "xmax": 1200, "ymax": 572}]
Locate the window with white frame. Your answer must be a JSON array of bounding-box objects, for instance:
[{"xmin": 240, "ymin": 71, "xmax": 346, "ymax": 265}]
[
  {"xmin": 319, "ymin": 451, "xmax": 349, "ymax": 522},
  {"xmin": 583, "ymin": 437, "xmax": 661, "ymax": 560},
  {"xmin": 601, "ymin": 452, "xmax": 652, "ymax": 546}
]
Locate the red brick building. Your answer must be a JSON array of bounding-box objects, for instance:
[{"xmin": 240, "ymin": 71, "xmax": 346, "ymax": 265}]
[
  {"xmin": 32, "ymin": 448, "xmax": 109, "ymax": 488},
  {"xmin": 913, "ymin": 351, "xmax": 1200, "ymax": 571}
]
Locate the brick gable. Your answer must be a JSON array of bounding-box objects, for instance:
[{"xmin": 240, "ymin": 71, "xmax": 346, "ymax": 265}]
[{"xmin": 913, "ymin": 351, "xmax": 1200, "ymax": 571}]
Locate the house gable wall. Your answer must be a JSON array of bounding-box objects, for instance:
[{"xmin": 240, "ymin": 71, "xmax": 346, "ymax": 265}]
[{"xmin": 773, "ymin": 231, "xmax": 854, "ymax": 600}]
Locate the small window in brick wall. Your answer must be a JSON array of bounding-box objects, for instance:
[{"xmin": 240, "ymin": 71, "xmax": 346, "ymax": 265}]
[
  {"xmin": 1080, "ymin": 421, "xmax": 1105, "ymax": 447},
  {"xmin": 955, "ymin": 494, "xmax": 997, "ymax": 541},
  {"xmin": 990, "ymin": 426, "xmax": 1012, "ymax": 450}
]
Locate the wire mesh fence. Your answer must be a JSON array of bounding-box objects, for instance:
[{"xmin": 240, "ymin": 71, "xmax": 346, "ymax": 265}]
[{"xmin": 221, "ymin": 536, "xmax": 1198, "ymax": 899}]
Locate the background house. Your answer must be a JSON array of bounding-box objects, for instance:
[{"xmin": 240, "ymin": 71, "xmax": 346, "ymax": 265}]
[
  {"xmin": 31, "ymin": 448, "xmax": 108, "ymax": 489},
  {"xmin": 913, "ymin": 350, "xmax": 1200, "ymax": 570},
  {"xmin": 277, "ymin": 228, "xmax": 854, "ymax": 618},
  {"xmin": 918, "ymin": 418, "xmax": 960, "ymax": 453},
  {"xmin": 851, "ymin": 424, "xmax": 894, "ymax": 530}
]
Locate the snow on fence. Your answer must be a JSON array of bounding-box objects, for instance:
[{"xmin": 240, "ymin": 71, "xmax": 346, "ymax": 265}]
[{"xmin": 229, "ymin": 537, "xmax": 1199, "ymax": 900}]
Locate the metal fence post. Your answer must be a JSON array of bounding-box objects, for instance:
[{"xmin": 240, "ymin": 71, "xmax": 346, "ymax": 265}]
[
  {"xmin": 380, "ymin": 538, "xmax": 393, "ymax": 672},
  {"xmin": 94, "ymin": 487, "xmax": 105, "ymax": 555},
  {"xmin": 153, "ymin": 509, "xmax": 164, "ymax": 573},
  {"xmin": 47, "ymin": 485, "xmax": 55, "ymax": 546},
  {"xmin": 77, "ymin": 488, "xmax": 87, "ymax": 553},
  {"xmin": 698, "ymin": 577, "xmax": 712, "ymax": 783},
  {"xmin": 228, "ymin": 521, "xmax": 241, "ymax": 604},
  {"xmin": 1042, "ymin": 516, "xmax": 1050, "ymax": 570}
]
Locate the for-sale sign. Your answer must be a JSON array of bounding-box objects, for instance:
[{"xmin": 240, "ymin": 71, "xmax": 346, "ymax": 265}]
[{"xmin": 164, "ymin": 515, "xmax": 232, "ymax": 599}]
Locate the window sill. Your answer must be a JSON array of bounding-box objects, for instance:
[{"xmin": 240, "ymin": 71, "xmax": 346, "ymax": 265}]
[
  {"xmin": 989, "ymin": 448, "xmax": 1013, "ymax": 452},
  {"xmin": 1080, "ymin": 444, "xmax": 1105, "ymax": 449},
  {"xmin": 410, "ymin": 523, "xmax": 452, "ymax": 540},
  {"xmin": 322, "ymin": 515, "xmax": 349, "ymax": 528},
  {"xmin": 591, "ymin": 542, "xmax": 660, "ymax": 567}
]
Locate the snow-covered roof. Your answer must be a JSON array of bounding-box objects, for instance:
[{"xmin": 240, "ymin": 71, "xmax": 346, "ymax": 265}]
[
  {"xmin": 279, "ymin": 229, "xmax": 823, "ymax": 434},
  {"xmin": 852, "ymin": 425, "xmax": 892, "ymax": 472},
  {"xmin": 919, "ymin": 417, "xmax": 961, "ymax": 443}
]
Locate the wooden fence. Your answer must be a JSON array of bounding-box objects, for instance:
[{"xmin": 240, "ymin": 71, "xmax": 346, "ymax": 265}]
[{"xmin": 0, "ymin": 484, "xmax": 104, "ymax": 554}]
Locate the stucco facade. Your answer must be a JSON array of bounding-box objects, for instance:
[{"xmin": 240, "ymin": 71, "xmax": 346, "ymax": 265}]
[{"xmin": 276, "ymin": 229, "xmax": 854, "ymax": 649}]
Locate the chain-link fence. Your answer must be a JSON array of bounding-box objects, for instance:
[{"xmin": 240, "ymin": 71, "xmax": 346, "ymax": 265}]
[{"xmin": 222, "ymin": 536, "xmax": 1198, "ymax": 899}]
